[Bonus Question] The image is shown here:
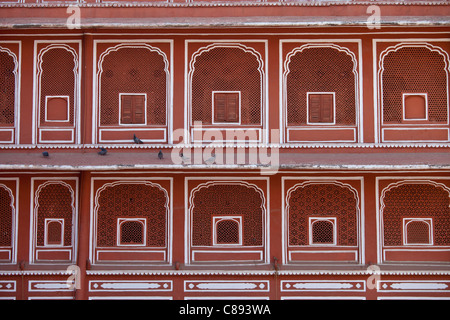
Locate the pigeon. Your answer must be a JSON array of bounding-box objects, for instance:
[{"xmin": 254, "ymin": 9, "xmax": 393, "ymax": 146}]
[
  {"xmin": 133, "ymin": 134, "xmax": 144, "ymax": 144},
  {"xmin": 158, "ymin": 150, "xmax": 163, "ymax": 159},
  {"xmin": 180, "ymin": 152, "xmax": 190, "ymax": 163},
  {"xmin": 205, "ymin": 153, "xmax": 216, "ymax": 165},
  {"xmin": 42, "ymin": 151, "xmax": 49, "ymax": 157},
  {"xmin": 98, "ymin": 147, "xmax": 107, "ymax": 155}
]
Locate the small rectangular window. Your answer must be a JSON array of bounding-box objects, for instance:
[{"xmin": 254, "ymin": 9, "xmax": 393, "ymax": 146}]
[
  {"xmin": 45, "ymin": 96, "xmax": 70, "ymax": 122},
  {"xmin": 117, "ymin": 218, "xmax": 147, "ymax": 246},
  {"xmin": 309, "ymin": 217, "xmax": 337, "ymax": 245},
  {"xmin": 213, "ymin": 92, "xmax": 240, "ymax": 124},
  {"xmin": 403, "ymin": 93, "xmax": 428, "ymax": 121},
  {"xmin": 307, "ymin": 93, "xmax": 335, "ymax": 124},
  {"xmin": 403, "ymin": 218, "xmax": 433, "ymax": 245},
  {"xmin": 44, "ymin": 218, "xmax": 64, "ymax": 246},
  {"xmin": 120, "ymin": 94, "xmax": 146, "ymax": 125},
  {"xmin": 212, "ymin": 216, "xmax": 242, "ymax": 246}
]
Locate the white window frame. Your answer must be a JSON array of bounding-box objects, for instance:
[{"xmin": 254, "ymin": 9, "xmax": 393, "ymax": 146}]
[
  {"xmin": 118, "ymin": 93, "xmax": 148, "ymax": 126},
  {"xmin": 44, "ymin": 218, "xmax": 65, "ymax": 247},
  {"xmin": 211, "ymin": 91, "xmax": 242, "ymax": 125},
  {"xmin": 308, "ymin": 217, "xmax": 337, "ymax": 246},
  {"xmin": 44, "ymin": 95, "xmax": 70, "ymax": 123},
  {"xmin": 212, "ymin": 215, "xmax": 243, "ymax": 246},
  {"xmin": 116, "ymin": 218, "xmax": 147, "ymax": 246},
  {"xmin": 306, "ymin": 92, "xmax": 336, "ymax": 125},
  {"xmin": 402, "ymin": 93, "xmax": 429, "ymax": 121},
  {"xmin": 403, "ymin": 218, "xmax": 433, "ymax": 246}
]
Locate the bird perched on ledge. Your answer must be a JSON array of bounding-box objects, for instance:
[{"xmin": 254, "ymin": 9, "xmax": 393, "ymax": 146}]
[
  {"xmin": 205, "ymin": 153, "xmax": 216, "ymax": 165},
  {"xmin": 42, "ymin": 151, "xmax": 49, "ymax": 157},
  {"xmin": 180, "ymin": 152, "xmax": 190, "ymax": 163},
  {"xmin": 98, "ymin": 147, "xmax": 107, "ymax": 156},
  {"xmin": 133, "ymin": 134, "xmax": 144, "ymax": 144},
  {"xmin": 158, "ymin": 150, "xmax": 163, "ymax": 159}
]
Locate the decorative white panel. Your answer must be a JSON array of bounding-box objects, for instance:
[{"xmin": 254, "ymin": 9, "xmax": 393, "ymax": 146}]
[
  {"xmin": 0, "ymin": 280, "xmax": 16, "ymax": 292},
  {"xmin": 89, "ymin": 280, "xmax": 172, "ymax": 292},
  {"xmin": 378, "ymin": 280, "xmax": 450, "ymax": 292},
  {"xmin": 184, "ymin": 280, "xmax": 269, "ymax": 292},
  {"xmin": 281, "ymin": 280, "xmax": 366, "ymax": 292}
]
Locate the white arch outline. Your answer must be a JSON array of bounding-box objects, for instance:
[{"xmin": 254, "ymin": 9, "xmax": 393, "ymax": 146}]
[
  {"xmin": 0, "ymin": 183, "xmax": 16, "ymax": 263},
  {"xmin": 187, "ymin": 180, "xmax": 268, "ymax": 264},
  {"xmin": 0, "ymin": 45, "xmax": 19, "ymax": 144},
  {"xmin": 35, "ymin": 43, "xmax": 80, "ymax": 144},
  {"xmin": 285, "ymin": 180, "xmax": 361, "ymax": 249},
  {"xmin": 96, "ymin": 43, "xmax": 170, "ymax": 136},
  {"xmin": 377, "ymin": 42, "xmax": 450, "ymax": 139},
  {"xmin": 187, "ymin": 43, "xmax": 266, "ymax": 139},
  {"xmin": 282, "ymin": 43, "xmax": 360, "ymax": 141},
  {"xmin": 32, "ymin": 180, "xmax": 76, "ymax": 263},
  {"xmin": 92, "ymin": 180, "xmax": 170, "ymax": 263}
]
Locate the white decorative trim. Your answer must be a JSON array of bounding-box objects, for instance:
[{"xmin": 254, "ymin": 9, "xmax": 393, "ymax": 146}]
[
  {"xmin": 44, "ymin": 95, "xmax": 70, "ymax": 122},
  {"xmin": 1, "ymin": 142, "xmax": 450, "ymax": 150},
  {"xmin": 0, "ymin": 281, "xmax": 16, "ymax": 292},
  {"xmin": 378, "ymin": 280, "xmax": 450, "ymax": 292},
  {"xmin": 28, "ymin": 280, "xmax": 73, "ymax": 292},
  {"xmin": 89, "ymin": 280, "xmax": 172, "ymax": 292},
  {"xmin": 281, "ymin": 280, "xmax": 366, "ymax": 292},
  {"xmin": 2, "ymin": 1, "xmax": 448, "ymax": 9},
  {"xmin": 82, "ymin": 269, "xmax": 450, "ymax": 276},
  {"xmin": 184, "ymin": 280, "xmax": 269, "ymax": 292},
  {"xmin": 402, "ymin": 93, "xmax": 429, "ymax": 121}
]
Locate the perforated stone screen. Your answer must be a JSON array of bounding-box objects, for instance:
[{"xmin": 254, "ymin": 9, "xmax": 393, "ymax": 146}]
[
  {"xmin": 288, "ymin": 184, "xmax": 358, "ymax": 246},
  {"xmin": 286, "ymin": 47, "xmax": 356, "ymax": 126},
  {"xmin": 191, "ymin": 46, "xmax": 262, "ymax": 125},
  {"xmin": 100, "ymin": 47, "xmax": 167, "ymax": 126},
  {"xmin": 0, "ymin": 51, "xmax": 15, "ymax": 126},
  {"xmin": 382, "ymin": 46, "xmax": 448, "ymax": 124},
  {"xmin": 382, "ymin": 183, "xmax": 450, "ymax": 246}
]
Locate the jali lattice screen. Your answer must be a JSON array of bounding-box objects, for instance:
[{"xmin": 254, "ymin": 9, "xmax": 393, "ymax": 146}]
[
  {"xmin": 191, "ymin": 183, "xmax": 264, "ymax": 246},
  {"xmin": 382, "ymin": 183, "xmax": 450, "ymax": 246},
  {"xmin": 100, "ymin": 47, "xmax": 167, "ymax": 126},
  {"xmin": 382, "ymin": 46, "xmax": 448, "ymax": 124},
  {"xmin": 96, "ymin": 183, "xmax": 167, "ymax": 247},
  {"xmin": 286, "ymin": 47, "xmax": 356, "ymax": 126},
  {"xmin": 288, "ymin": 183, "xmax": 358, "ymax": 246},
  {"xmin": 191, "ymin": 46, "xmax": 262, "ymax": 125}
]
